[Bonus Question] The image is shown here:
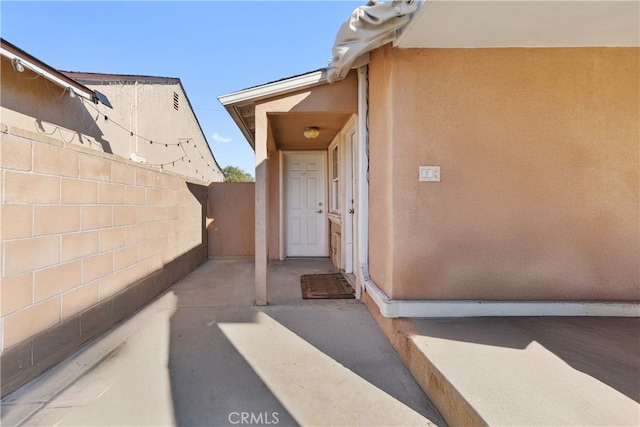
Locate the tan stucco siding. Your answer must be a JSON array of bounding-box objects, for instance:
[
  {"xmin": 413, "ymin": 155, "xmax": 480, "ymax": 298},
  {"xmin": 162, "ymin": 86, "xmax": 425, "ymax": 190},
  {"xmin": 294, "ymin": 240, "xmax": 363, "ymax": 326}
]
[
  {"xmin": 78, "ymin": 81, "xmax": 223, "ymax": 183},
  {"xmin": 368, "ymin": 46, "xmax": 639, "ymax": 300},
  {"xmin": 369, "ymin": 45, "xmax": 396, "ymax": 297}
]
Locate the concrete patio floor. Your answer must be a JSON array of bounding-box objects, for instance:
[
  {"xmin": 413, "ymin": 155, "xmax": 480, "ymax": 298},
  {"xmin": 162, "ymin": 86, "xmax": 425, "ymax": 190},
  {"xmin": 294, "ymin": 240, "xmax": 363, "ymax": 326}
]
[
  {"xmin": 408, "ymin": 316, "xmax": 640, "ymax": 426},
  {"xmin": 0, "ymin": 258, "xmax": 446, "ymax": 427},
  {"xmin": 364, "ymin": 296, "xmax": 640, "ymax": 427},
  {"xmin": 2, "ymin": 258, "xmax": 638, "ymax": 427}
]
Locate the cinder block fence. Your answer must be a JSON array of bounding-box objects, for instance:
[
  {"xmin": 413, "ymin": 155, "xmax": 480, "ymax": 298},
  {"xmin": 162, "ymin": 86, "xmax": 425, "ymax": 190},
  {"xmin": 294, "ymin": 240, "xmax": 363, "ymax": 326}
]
[{"xmin": 1, "ymin": 125, "xmax": 209, "ymax": 395}]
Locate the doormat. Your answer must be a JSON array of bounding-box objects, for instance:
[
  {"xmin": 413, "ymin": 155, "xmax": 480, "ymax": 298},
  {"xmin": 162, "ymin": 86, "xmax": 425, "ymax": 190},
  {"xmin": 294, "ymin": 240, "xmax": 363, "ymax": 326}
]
[{"xmin": 300, "ymin": 273, "xmax": 355, "ymax": 299}]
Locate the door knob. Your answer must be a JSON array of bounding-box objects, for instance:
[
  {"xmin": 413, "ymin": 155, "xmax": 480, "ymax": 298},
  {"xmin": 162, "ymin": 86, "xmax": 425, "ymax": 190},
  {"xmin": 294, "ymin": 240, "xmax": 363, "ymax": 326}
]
[{"xmin": 316, "ymin": 209, "xmax": 323, "ymax": 213}]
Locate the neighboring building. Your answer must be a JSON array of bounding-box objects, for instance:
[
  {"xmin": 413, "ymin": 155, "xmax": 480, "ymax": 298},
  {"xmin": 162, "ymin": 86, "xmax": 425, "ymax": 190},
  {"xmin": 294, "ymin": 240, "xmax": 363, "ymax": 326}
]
[
  {"xmin": 63, "ymin": 72, "xmax": 223, "ymax": 183},
  {"xmin": 220, "ymin": 0, "xmax": 639, "ymax": 315},
  {"xmin": 0, "ymin": 38, "xmax": 215, "ymax": 394},
  {"xmin": 1, "ymin": 39, "xmax": 223, "ymax": 183}
]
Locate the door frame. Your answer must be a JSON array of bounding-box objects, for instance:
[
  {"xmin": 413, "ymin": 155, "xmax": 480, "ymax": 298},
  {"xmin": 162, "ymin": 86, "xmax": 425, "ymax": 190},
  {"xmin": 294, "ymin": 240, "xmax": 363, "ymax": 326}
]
[
  {"xmin": 344, "ymin": 127, "xmax": 357, "ymax": 274},
  {"xmin": 279, "ymin": 151, "xmax": 329, "ymax": 260}
]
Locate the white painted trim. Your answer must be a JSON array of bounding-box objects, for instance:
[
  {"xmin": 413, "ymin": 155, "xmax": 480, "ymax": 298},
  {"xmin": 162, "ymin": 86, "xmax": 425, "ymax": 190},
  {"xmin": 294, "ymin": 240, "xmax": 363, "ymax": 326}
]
[
  {"xmin": 343, "ymin": 124, "xmax": 357, "ymax": 275},
  {"xmin": 365, "ymin": 280, "xmax": 640, "ymax": 318},
  {"xmin": 393, "ymin": 0, "xmax": 427, "ymax": 48},
  {"xmin": 328, "ymin": 134, "xmax": 341, "ymax": 216},
  {"xmin": 218, "ymin": 70, "xmax": 328, "ymax": 106},
  {"xmin": 354, "ymin": 65, "xmax": 370, "ymax": 300},
  {"xmin": 278, "ymin": 150, "xmax": 285, "ymax": 261}
]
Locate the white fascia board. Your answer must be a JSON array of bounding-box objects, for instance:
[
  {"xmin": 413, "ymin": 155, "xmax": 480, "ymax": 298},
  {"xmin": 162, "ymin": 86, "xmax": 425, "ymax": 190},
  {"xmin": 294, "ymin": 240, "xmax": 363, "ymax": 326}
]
[
  {"xmin": 1, "ymin": 47, "xmax": 95, "ymax": 102},
  {"xmin": 218, "ymin": 69, "xmax": 328, "ymax": 106},
  {"xmin": 393, "ymin": 0, "xmax": 427, "ymax": 48},
  {"xmin": 365, "ymin": 280, "xmax": 640, "ymax": 318}
]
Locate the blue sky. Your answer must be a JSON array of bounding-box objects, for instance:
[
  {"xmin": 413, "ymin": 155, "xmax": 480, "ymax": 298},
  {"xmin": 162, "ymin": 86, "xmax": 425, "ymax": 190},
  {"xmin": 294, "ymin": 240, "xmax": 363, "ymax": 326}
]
[{"xmin": 0, "ymin": 1, "xmax": 362, "ymax": 176}]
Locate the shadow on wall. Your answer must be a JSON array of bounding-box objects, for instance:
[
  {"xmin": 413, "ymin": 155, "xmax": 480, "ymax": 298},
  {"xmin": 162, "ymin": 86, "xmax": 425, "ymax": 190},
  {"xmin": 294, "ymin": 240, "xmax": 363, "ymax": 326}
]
[
  {"xmin": 34, "ymin": 117, "xmax": 112, "ymax": 154},
  {"xmin": 0, "ymin": 182, "xmax": 209, "ymax": 397},
  {"xmin": 1, "ymin": 63, "xmax": 113, "ymax": 154}
]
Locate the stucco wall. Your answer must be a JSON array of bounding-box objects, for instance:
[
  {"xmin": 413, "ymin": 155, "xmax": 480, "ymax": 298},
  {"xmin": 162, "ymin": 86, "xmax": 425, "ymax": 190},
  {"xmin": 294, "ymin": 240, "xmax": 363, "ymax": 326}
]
[
  {"xmin": 368, "ymin": 46, "xmax": 395, "ymax": 290},
  {"xmin": 0, "ymin": 125, "xmax": 209, "ymax": 395},
  {"xmin": 368, "ymin": 46, "xmax": 639, "ymax": 301},
  {"xmin": 208, "ymin": 183, "xmax": 255, "ymax": 258}
]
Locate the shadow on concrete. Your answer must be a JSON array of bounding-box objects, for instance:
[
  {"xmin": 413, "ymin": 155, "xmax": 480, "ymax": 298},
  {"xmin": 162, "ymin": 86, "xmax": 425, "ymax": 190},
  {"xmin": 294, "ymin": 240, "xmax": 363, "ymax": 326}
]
[
  {"xmin": 416, "ymin": 316, "xmax": 640, "ymax": 403},
  {"xmin": 512, "ymin": 317, "xmax": 640, "ymax": 403},
  {"xmin": 166, "ymin": 259, "xmax": 446, "ymax": 426},
  {"xmin": 165, "ymin": 257, "xmax": 296, "ymax": 426},
  {"xmin": 168, "ymin": 307, "xmax": 298, "ymax": 426},
  {"xmin": 1, "ymin": 63, "xmax": 113, "ymax": 154},
  {"xmin": 1, "ymin": 259, "xmax": 446, "ymax": 426}
]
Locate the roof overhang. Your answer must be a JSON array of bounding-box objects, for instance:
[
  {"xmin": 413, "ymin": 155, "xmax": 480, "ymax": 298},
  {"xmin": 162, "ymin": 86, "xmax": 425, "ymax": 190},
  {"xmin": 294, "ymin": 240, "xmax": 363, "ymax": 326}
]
[
  {"xmin": 62, "ymin": 72, "xmax": 181, "ymax": 85},
  {"xmin": 396, "ymin": 0, "xmax": 640, "ymax": 48},
  {"xmin": 327, "ymin": 0, "xmax": 639, "ymax": 83},
  {"xmin": 218, "ymin": 69, "xmax": 330, "ymax": 148},
  {"xmin": 0, "ymin": 38, "xmax": 112, "ymax": 106}
]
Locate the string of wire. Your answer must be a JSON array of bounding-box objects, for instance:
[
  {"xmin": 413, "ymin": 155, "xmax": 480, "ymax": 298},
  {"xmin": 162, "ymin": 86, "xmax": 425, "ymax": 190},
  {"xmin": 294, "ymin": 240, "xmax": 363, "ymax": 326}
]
[{"xmin": 82, "ymin": 99, "xmax": 221, "ymax": 177}]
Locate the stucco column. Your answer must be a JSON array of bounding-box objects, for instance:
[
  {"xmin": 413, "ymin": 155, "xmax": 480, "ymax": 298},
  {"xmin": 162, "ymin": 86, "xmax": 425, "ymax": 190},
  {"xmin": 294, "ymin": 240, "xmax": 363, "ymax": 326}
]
[{"xmin": 254, "ymin": 108, "xmax": 268, "ymax": 305}]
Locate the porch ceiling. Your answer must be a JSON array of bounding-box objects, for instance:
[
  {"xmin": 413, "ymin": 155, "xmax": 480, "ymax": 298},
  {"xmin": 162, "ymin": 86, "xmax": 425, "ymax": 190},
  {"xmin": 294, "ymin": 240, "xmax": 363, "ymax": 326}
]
[{"xmin": 269, "ymin": 112, "xmax": 352, "ymax": 151}]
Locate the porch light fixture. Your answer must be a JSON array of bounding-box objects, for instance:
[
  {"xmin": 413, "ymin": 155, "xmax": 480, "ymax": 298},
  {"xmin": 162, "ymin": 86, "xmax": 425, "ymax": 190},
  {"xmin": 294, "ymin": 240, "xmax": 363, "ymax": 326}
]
[
  {"xmin": 12, "ymin": 58, "xmax": 24, "ymax": 72},
  {"xmin": 304, "ymin": 127, "xmax": 320, "ymax": 139},
  {"xmin": 69, "ymin": 87, "xmax": 76, "ymax": 98}
]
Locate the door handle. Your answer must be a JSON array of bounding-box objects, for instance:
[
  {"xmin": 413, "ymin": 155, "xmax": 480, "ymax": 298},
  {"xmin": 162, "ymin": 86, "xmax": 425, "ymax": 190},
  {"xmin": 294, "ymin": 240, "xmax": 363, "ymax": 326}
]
[{"xmin": 316, "ymin": 209, "xmax": 323, "ymax": 214}]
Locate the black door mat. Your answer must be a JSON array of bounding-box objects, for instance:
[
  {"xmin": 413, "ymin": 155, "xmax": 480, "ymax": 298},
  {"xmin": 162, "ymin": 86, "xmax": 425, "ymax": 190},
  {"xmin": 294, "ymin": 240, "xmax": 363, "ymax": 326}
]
[{"xmin": 300, "ymin": 273, "xmax": 355, "ymax": 299}]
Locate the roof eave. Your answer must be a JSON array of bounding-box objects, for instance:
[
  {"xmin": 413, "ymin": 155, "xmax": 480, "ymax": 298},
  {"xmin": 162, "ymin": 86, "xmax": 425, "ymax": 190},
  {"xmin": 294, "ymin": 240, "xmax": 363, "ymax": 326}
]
[
  {"xmin": 225, "ymin": 104, "xmax": 257, "ymax": 150},
  {"xmin": 218, "ymin": 68, "xmax": 331, "ymax": 151},
  {"xmin": 218, "ymin": 69, "xmax": 328, "ymax": 106},
  {"xmin": 0, "ymin": 38, "xmax": 97, "ymax": 103},
  {"xmin": 63, "ymin": 71, "xmax": 181, "ymax": 85}
]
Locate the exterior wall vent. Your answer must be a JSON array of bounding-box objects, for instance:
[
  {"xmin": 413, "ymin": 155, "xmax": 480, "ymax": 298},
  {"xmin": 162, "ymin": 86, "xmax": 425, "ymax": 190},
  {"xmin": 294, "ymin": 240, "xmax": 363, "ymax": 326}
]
[{"xmin": 173, "ymin": 92, "xmax": 179, "ymax": 111}]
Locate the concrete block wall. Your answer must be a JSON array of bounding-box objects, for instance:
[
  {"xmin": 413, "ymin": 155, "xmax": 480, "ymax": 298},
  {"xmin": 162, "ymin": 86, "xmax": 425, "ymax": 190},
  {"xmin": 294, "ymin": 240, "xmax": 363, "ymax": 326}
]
[{"xmin": 0, "ymin": 124, "xmax": 209, "ymax": 395}]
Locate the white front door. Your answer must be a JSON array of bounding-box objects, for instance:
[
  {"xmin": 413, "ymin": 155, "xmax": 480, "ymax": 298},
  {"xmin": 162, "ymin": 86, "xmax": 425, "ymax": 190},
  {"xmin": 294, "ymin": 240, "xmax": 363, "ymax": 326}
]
[{"xmin": 284, "ymin": 153, "xmax": 328, "ymax": 257}]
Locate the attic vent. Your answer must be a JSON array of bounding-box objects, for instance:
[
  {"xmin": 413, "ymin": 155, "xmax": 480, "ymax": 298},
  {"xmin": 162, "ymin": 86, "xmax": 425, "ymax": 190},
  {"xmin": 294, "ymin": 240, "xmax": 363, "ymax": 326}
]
[{"xmin": 173, "ymin": 92, "xmax": 179, "ymax": 111}]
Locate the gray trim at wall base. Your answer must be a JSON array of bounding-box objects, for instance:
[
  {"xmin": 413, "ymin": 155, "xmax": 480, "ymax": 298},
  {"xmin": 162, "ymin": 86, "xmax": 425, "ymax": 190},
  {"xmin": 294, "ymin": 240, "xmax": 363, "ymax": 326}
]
[
  {"xmin": 364, "ymin": 281, "xmax": 640, "ymax": 318},
  {"xmin": 0, "ymin": 246, "xmax": 207, "ymax": 398}
]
